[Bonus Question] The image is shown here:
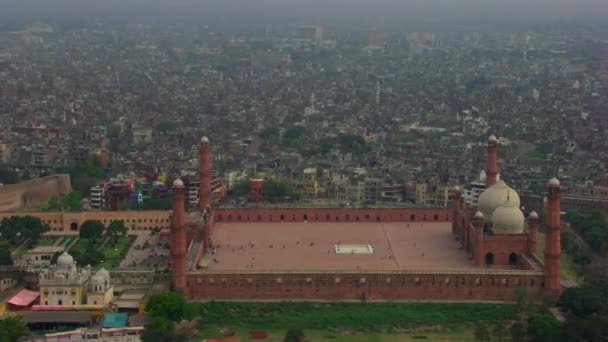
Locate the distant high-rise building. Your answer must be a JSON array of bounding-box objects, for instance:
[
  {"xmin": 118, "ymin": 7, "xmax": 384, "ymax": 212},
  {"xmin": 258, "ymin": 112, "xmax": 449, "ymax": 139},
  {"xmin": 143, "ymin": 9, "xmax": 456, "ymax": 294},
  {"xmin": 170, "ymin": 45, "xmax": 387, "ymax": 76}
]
[
  {"xmin": 251, "ymin": 52, "xmax": 291, "ymax": 69},
  {"xmin": 295, "ymin": 25, "xmax": 323, "ymax": 42}
]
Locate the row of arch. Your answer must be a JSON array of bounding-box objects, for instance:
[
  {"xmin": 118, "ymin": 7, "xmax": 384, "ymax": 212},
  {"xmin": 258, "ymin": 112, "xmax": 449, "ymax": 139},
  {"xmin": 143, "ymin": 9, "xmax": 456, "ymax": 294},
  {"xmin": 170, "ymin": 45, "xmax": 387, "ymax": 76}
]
[
  {"xmin": 190, "ymin": 275, "xmax": 540, "ymax": 288},
  {"xmin": 215, "ymin": 212, "xmax": 447, "ymax": 223},
  {"xmin": 485, "ymin": 252, "xmax": 519, "ymax": 267}
]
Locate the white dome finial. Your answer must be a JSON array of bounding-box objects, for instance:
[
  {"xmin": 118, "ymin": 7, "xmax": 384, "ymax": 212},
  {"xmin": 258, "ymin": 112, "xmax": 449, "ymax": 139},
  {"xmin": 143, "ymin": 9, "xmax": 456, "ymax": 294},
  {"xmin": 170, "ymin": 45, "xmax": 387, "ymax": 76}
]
[
  {"xmin": 474, "ymin": 211, "xmax": 484, "ymax": 219},
  {"xmin": 548, "ymin": 177, "xmax": 560, "ymax": 186},
  {"xmin": 201, "ymin": 136, "xmax": 209, "ymax": 143},
  {"xmin": 529, "ymin": 211, "xmax": 539, "ymax": 219},
  {"xmin": 488, "ymin": 135, "xmax": 497, "ymax": 142},
  {"xmin": 453, "ymin": 185, "xmax": 461, "ymax": 192},
  {"xmin": 173, "ymin": 178, "xmax": 184, "ymax": 187}
]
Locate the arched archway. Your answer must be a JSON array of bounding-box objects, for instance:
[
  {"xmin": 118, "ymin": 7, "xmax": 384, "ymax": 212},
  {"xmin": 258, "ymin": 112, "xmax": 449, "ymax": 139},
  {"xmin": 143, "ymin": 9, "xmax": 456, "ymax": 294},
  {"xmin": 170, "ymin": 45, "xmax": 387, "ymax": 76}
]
[
  {"xmin": 280, "ymin": 214, "xmax": 285, "ymax": 221},
  {"xmin": 410, "ymin": 214, "xmax": 416, "ymax": 221},
  {"xmin": 303, "ymin": 214, "xmax": 308, "ymax": 222},
  {"xmin": 509, "ymin": 253, "xmax": 518, "ymax": 267},
  {"xmin": 485, "ymin": 253, "xmax": 494, "ymax": 265},
  {"xmin": 70, "ymin": 222, "xmax": 78, "ymax": 231},
  {"xmin": 433, "ymin": 214, "xmax": 439, "ymax": 221}
]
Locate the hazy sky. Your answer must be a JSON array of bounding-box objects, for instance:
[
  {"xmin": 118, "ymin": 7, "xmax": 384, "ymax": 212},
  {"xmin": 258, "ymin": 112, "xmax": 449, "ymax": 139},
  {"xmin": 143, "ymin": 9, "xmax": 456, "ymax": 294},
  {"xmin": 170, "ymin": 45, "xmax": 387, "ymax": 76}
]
[{"xmin": 0, "ymin": 0, "xmax": 606, "ymax": 28}]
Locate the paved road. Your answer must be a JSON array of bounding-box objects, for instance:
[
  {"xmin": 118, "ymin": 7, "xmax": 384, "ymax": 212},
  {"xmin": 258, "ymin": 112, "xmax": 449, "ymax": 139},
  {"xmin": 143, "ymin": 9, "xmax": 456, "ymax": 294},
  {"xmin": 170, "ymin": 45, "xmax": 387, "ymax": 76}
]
[{"xmin": 120, "ymin": 231, "xmax": 153, "ymax": 268}]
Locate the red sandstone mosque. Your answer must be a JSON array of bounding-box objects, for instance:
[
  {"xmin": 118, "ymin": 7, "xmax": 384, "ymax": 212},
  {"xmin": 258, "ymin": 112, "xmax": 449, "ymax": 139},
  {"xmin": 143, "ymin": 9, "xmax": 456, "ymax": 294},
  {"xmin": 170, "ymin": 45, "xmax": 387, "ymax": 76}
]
[{"xmin": 169, "ymin": 135, "xmax": 563, "ymax": 301}]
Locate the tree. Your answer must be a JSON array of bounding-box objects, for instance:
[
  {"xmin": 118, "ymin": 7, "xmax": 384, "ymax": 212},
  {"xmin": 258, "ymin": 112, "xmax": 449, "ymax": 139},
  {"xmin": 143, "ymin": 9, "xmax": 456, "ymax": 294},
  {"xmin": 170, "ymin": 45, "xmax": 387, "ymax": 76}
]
[
  {"xmin": 79, "ymin": 220, "xmax": 104, "ymax": 241},
  {"xmin": 145, "ymin": 292, "xmax": 194, "ymax": 322},
  {"xmin": 559, "ymin": 286, "xmax": 604, "ymax": 317},
  {"xmin": 86, "ymin": 154, "xmax": 105, "ymax": 178},
  {"xmin": 284, "ymin": 329, "xmax": 305, "ymax": 342},
  {"xmin": 142, "ymin": 317, "xmax": 174, "ymax": 342},
  {"xmin": 513, "ymin": 287, "xmax": 528, "ymax": 313},
  {"xmin": 61, "ymin": 191, "xmax": 82, "ymax": 211},
  {"xmin": 0, "ymin": 246, "xmax": 13, "ymax": 266},
  {"xmin": 73, "ymin": 249, "xmax": 104, "ymax": 267},
  {"xmin": 0, "ymin": 316, "xmax": 29, "ymax": 342},
  {"xmin": 106, "ymin": 220, "xmax": 127, "ymax": 238},
  {"xmin": 0, "ymin": 216, "xmax": 49, "ymax": 244},
  {"xmin": 492, "ymin": 324, "xmax": 509, "ymax": 342},
  {"xmin": 510, "ymin": 321, "xmax": 527, "ymax": 342},
  {"xmin": 528, "ymin": 314, "xmax": 562, "ymax": 342},
  {"xmin": 230, "ymin": 179, "xmax": 250, "ymax": 198},
  {"xmin": 474, "ymin": 322, "xmax": 491, "ymax": 341}
]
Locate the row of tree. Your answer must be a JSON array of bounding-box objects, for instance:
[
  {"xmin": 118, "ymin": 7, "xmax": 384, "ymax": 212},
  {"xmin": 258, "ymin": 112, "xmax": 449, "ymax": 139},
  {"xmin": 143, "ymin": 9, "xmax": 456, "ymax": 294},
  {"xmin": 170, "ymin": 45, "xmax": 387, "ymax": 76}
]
[
  {"xmin": 0, "ymin": 216, "xmax": 49, "ymax": 244},
  {"xmin": 229, "ymin": 178, "xmax": 300, "ymax": 200}
]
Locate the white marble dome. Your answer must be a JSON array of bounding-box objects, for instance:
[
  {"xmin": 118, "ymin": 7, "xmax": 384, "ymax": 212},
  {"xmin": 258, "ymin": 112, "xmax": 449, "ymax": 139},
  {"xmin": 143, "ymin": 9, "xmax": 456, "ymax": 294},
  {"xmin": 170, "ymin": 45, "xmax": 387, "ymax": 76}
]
[
  {"xmin": 491, "ymin": 195, "xmax": 525, "ymax": 234},
  {"xmin": 478, "ymin": 180, "xmax": 521, "ymax": 218},
  {"xmin": 57, "ymin": 251, "xmax": 74, "ymax": 268},
  {"xmin": 96, "ymin": 268, "xmax": 110, "ymax": 280},
  {"xmin": 90, "ymin": 273, "xmax": 104, "ymax": 285}
]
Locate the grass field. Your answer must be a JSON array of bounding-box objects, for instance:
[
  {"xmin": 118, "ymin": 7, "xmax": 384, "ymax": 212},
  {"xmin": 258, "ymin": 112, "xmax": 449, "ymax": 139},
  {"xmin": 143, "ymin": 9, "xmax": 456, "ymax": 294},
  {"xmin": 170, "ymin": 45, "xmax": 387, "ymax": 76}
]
[
  {"xmin": 536, "ymin": 232, "xmax": 578, "ymax": 282},
  {"xmin": 70, "ymin": 237, "xmax": 98, "ymax": 255},
  {"xmin": 36, "ymin": 238, "xmax": 58, "ymax": 247},
  {"xmin": 99, "ymin": 237, "xmax": 134, "ymax": 268},
  {"xmin": 197, "ymin": 302, "xmax": 517, "ymax": 341},
  {"xmin": 199, "ymin": 327, "xmax": 475, "ymax": 342}
]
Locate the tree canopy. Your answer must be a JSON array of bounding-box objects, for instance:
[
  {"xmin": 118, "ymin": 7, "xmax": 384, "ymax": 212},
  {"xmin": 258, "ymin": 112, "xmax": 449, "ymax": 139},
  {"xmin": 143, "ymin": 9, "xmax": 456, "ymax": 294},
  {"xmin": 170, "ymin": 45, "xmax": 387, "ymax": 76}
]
[
  {"xmin": 106, "ymin": 220, "xmax": 127, "ymax": 238},
  {"xmin": 45, "ymin": 190, "xmax": 82, "ymax": 212},
  {"xmin": 284, "ymin": 329, "xmax": 305, "ymax": 342},
  {"xmin": 0, "ymin": 316, "xmax": 29, "ymax": 342},
  {"xmin": 563, "ymin": 210, "xmax": 608, "ymax": 253},
  {"xmin": 145, "ymin": 292, "xmax": 195, "ymax": 322},
  {"xmin": 79, "ymin": 220, "xmax": 104, "ymax": 240},
  {"xmin": 0, "ymin": 216, "xmax": 50, "ymax": 244},
  {"xmin": 0, "ymin": 246, "xmax": 13, "ymax": 266},
  {"xmin": 527, "ymin": 314, "xmax": 562, "ymax": 342}
]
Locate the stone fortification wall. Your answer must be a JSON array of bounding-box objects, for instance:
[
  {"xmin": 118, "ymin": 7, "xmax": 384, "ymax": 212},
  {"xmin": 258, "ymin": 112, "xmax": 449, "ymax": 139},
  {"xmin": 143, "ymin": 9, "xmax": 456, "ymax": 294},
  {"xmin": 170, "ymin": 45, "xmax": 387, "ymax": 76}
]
[
  {"xmin": 214, "ymin": 208, "xmax": 452, "ymax": 223},
  {"xmin": 186, "ymin": 270, "xmax": 544, "ymax": 301},
  {"xmin": 0, "ymin": 174, "xmax": 71, "ymax": 212}
]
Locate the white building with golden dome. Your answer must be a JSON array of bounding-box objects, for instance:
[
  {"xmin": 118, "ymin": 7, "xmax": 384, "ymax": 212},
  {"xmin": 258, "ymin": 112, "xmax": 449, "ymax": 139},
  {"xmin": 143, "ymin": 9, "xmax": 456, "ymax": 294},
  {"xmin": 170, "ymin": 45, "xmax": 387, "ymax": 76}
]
[{"xmin": 39, "ymin": 252, "xmax": 113, "ymax": 307}]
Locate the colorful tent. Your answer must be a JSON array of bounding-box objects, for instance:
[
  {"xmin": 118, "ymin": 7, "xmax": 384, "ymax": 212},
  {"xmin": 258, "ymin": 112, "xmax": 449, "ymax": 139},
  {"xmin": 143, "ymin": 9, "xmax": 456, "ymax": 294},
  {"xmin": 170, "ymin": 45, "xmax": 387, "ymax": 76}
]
[{"xmin": 8, "ymin": 289, "xmax": 39, "ymax": 308}]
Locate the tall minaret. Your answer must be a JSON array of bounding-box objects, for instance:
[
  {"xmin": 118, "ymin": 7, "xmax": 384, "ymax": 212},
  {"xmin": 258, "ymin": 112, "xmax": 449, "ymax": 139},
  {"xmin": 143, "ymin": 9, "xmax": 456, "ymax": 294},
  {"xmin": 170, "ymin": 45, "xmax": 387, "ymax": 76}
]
[
  {"xmin": 544, "ymin": 177, "xmax": 562, "ymax": 298},
  {"xmin": 171, "ymin": 178, "xmax": 187, "ymax": 296},
  {"xmin": 375, "ymin": 79, "xmax": 380, "ymax": 108},
  {"xmin": 486, "ymin": 135, "xmax": 498, "ymax": 188},
  {"xmin": 528, "ymin": 211, "xmax": 539, "ymax": 255},
  {"xmin": 199, "ymin": 137, "xmax": 212, "ymax": 212}
]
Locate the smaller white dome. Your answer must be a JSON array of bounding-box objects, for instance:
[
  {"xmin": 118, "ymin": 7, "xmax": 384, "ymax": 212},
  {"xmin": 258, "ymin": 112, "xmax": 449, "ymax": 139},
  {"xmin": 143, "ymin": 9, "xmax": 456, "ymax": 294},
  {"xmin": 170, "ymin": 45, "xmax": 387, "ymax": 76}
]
[
  {"xmin": 488, "ymin": 135, "xmax": 497, "ymax": 142},
  {"xmin": 201, "ymin": 136, "xmax": 209, "ymax": 143},
  {"xmin": 96, "ymin": 268, "xmax": 110, "ymax": 279},
  {"xmin": 90, "ymin": 274, "xmax": 104, "ymax": 285},
  {"xmin": 173, "ymin": 178, "xmax": 184, "ymax": 187},
  {"xmin": 549, "ymin": 177, "xmax": 560, "ymax": 186},
  {"xmin": 491, "ymin": 195, "xmax": 525, "ymax": 234},
  {"xmin": 474, "ymin": 211, "xmax": 484, "ymax": 219},
  {"xmin": 453, "ymin": 185, "xmax": 461, "ymax": 192},
  {"xmin": 57, "ymin": 252, "xmax": 73, "ymax": 268},
  {"xmin": 529, "ymin": 211, "xmax": 539, "ymax": 219}
]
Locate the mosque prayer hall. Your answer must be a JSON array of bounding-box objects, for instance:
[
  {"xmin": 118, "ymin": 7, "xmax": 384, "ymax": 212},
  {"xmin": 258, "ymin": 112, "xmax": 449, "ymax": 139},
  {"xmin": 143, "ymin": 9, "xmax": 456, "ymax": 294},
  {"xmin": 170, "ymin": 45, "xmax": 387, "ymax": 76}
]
[{"xmin": 168, "ymin": 136, "xmax": 563, "ymax": 301}]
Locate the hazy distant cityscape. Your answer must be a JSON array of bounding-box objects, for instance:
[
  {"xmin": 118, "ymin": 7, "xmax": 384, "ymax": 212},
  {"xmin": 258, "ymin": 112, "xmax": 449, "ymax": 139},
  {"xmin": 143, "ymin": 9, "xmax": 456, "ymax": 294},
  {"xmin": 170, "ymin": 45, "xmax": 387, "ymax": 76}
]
[{"xmin": 0, "ymin": 1, "xmax": 607, "ymax": 341}]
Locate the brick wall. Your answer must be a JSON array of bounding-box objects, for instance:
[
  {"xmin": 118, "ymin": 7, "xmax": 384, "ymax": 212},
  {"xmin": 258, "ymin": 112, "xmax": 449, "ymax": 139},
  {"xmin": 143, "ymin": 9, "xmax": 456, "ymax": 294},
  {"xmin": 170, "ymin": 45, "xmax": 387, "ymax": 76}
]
[
  {"xmin": 214, "ymin": 208, "xmax": 451, "ymax": 223},
  {"xmin": 0, "ymin": 210, "xmax": 171, "ymax": 233},
  {"xmin": 186, "ymin": 271, "xmax": 544, "ymax": 301}
]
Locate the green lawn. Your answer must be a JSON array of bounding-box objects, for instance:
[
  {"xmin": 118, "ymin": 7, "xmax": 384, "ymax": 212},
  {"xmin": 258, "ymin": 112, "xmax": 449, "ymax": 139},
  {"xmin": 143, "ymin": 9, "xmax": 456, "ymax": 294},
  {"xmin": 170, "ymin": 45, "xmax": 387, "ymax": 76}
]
[
  {"xmin": 99, "ymin": 237, "xmax": 134, "ymax": 268},
  {"xmin": 199, "ymin": 327, "xmax": 475, "ymax": 342},
  {"xmin": 36, "ymin": 238, "xmax": 58, "ymax": 247},
  {"xmin": 70, "ymin": 238, "xmax": 98, "ymax": 256},
  {"xmin": 197, "ymin": 302, "xmax": 515, "ymax": 341},
  {"xmin": 536, "ymin": 232, "xmax": 578, "ymax": 282}
]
